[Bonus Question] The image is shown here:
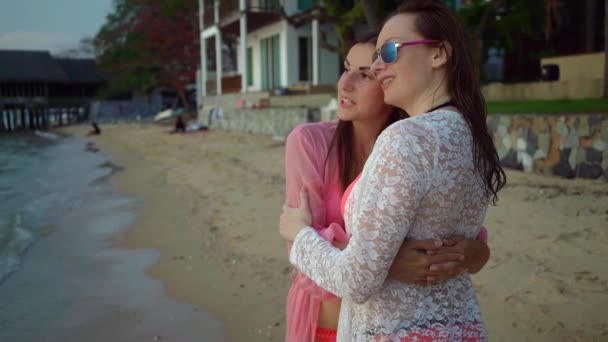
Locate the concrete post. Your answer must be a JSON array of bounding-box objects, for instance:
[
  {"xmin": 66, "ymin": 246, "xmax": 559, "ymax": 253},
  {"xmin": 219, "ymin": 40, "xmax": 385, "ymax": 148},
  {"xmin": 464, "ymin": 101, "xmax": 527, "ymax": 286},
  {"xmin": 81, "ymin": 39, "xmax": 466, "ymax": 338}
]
[
  {"xmin": 312, "ymin": 16, "xmax": 320, "ymax": 86},
  {"xmin": 240, "ymin": 0, "xmax": 248, "ymax": 93}
]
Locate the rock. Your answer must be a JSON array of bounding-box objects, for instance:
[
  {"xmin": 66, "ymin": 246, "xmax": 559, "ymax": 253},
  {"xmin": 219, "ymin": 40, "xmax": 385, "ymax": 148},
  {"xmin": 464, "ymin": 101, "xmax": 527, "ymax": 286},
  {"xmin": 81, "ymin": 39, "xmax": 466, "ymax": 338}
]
[
  {"xmin": 533, "ymin": 149, "xmax": 546, "ymax": 160},
  {"xmin": 516, "ymin": 137, "xmax": 527, "ymax": 152},
  {"xmin": 556, "ymin": 118, "xmax": 568, "ymax": 138},
  {"xmin": 531, "ymin": 117, "xmax": 549, "ymax": 134},
  {"xmin": 586, "ymin": 148, "xmax": 603, "ymax": 163},
  {"xmin": 589, "ymin": 114, "xmax": 604, "ymax": 128},
  {"xmin": 496, "ymin": 144, "xmax": 509, "ymax": 160},
  {"xmin": 537, "ymin": 133, "xmax": 550, "ymax": 154},
  {"xmin": 497, "ymin": 124, "xmax": 508, "ymax": 136},
  {"xmin": 553, "ymin": 149, "xmax": 574, "ymax": 178},
  {"xmin": 487, "ymin": 117, "xmax": 498, "ymax": 132},
  {"xmin": 592, "ymin": 139, "xmax": 606, "ymax": 152},
  {"xmin": 499, "ymin": 116, "xmax": 512, "ymax": 128},
  {"xmin": 601, "ymin": 120, "xmax": 608, "ymax": 141},
  {"xmin": 575, "ymin": 163, "xmax": 604, "ymax": 179},
  {"xmin": 501, "ymin": 150, "xmax": 522, "ymax": 170},
  {"xmin": 568, "ymin": 147, "xmax": 579, "ymax": 172},
  {"xmin": 517, "ymin": 152, "xmax": 533, "ymax": 172},
  {"xmin": 577, "ymin": 116, "xmax": 590, "ymax": 136},
  {"xmin": 525, "ymin": 127, "xmax": 538, "ymax": 155},
  {"xmin": 502, "ymin": 134, "xmax": 512, "ymax": 150},
  {"xmin": 564, "ymin": 130, "xmax": 579, "ymax": 149}
]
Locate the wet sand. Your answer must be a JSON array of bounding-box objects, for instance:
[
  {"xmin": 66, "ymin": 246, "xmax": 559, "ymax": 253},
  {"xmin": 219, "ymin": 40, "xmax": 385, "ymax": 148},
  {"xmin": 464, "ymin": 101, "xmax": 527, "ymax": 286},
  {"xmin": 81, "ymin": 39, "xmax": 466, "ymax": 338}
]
[{"xmin": 0, "ymin": 135, "xmax": 223, "ymax": 342}]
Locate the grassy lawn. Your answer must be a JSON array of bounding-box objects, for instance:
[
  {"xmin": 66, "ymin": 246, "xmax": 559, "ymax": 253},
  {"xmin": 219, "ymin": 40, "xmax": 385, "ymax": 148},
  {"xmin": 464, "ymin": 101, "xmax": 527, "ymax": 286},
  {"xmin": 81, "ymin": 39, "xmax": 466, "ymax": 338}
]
[{"xmin": 487, "ymin": 98, "xmax": 608, "ymax": 114}]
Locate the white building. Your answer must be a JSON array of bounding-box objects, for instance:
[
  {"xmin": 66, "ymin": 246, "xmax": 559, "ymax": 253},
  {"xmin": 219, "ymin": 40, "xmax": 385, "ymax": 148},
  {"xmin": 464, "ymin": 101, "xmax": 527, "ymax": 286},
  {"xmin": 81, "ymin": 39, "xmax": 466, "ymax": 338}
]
[{"xmin": 198, "ymin": 0, "xmax": 340, "ymax": 97}]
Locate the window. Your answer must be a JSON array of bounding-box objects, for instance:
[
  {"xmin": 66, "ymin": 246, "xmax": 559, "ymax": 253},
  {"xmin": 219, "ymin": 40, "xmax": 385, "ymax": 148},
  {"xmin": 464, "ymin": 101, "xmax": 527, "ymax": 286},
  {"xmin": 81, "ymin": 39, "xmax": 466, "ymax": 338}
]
[
  {"xmin": 298, "ymin": 0, "xmax": 313, "ymax": 11},
  {"xmin": 247, "ymin": 47, "xmax": 253, "ymax": 87},
  {"xmin": 298, "ymin": 37, "xmax": 312, "ymax": 81}
]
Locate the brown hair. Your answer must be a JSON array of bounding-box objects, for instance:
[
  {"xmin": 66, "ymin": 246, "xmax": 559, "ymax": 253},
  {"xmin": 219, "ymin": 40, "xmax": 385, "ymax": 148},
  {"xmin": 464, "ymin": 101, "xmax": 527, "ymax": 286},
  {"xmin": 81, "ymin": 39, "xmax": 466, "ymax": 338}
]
[
  {"xmin": 393, "ymin": 0, "xmax": 506, "ymax": 204},
  {"xmin": 327, "ymin": 32, "xmax": 407, "ymax": 191}
]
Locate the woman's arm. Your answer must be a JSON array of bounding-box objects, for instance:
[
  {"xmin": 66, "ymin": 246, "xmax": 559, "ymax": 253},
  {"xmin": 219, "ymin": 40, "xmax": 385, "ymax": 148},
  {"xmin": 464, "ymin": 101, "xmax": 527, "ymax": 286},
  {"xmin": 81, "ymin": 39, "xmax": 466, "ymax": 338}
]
[
  {"xmin": 285, "ymin": 125, "xmax": 325, "ymax": 229},
  {"xmin": 430, "ymin": 234, "xmax": 490, "ymax": 275},
  {"xmin": 284, "ymin": 125, "xmax": 348, "ymax": 255},
  {"xmin": 387, "ymin": 228, "xmax": 490, "ymax": 285},
  {"xmin": 289, "ymin": 122, "xmax": 434, "ymax": 304}
]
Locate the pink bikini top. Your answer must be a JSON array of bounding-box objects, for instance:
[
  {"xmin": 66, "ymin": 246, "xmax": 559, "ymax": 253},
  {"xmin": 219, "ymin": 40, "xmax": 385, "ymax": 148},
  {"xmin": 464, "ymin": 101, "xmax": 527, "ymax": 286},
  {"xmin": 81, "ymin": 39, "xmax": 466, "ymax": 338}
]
[{"xmin": 341, "ymin": 174, "xmax": 361, "ymax": 218}]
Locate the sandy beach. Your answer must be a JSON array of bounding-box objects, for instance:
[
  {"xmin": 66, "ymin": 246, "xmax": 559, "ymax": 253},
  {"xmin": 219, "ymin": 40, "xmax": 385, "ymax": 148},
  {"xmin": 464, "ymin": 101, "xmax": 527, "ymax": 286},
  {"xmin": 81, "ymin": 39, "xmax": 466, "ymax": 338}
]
[{"xmin": 61, "ymin": 123, "xmax": 608, "ymax": 342}]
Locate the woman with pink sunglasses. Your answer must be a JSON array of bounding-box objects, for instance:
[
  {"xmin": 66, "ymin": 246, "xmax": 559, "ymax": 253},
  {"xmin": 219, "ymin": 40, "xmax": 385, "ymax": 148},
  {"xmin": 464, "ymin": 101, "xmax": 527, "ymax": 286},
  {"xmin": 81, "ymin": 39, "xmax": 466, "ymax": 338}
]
[{"xmin": 281, "ymin": 1, "xmax": 505, "ymax": 341}]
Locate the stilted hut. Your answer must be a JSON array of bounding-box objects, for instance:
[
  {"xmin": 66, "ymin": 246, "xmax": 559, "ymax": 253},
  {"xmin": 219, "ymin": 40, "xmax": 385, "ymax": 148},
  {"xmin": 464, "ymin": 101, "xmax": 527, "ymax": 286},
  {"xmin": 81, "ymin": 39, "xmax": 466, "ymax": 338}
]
[{"xmin": 0, "ymin": 50, "xmax": 104, "ymax": 132}]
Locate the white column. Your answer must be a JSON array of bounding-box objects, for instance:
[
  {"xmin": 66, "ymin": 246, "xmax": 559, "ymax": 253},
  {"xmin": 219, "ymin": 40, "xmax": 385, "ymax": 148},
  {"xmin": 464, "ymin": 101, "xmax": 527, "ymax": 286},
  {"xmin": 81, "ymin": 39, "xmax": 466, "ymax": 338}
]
[
  {"xmin": 240, "ymin": 0, "xmax": 248, "ymax": 93},
  {"xmin": 199, "ymin": 0, "xmax": 207, "ymax": 97},
  {"xmin": 312, "ymin": 17, "xmax": 320, "ymax": 86},
  {"xmin": 201, "ymin": 37, "xmax": 207, "ymax": 96},
  {"xmin": 10, "ymin": 110, "xmax": 15, "ymax": 131},
  {"xmin": 281, "ymin": 21, "xmax": 290, "ymax": 87},
  {"xmin": 214, "ymin": 0, "xmax": 222, "ymax": 95},
  {"xmin": 216, "ymin": 32, "xmax": 223, "ymax": 95}
]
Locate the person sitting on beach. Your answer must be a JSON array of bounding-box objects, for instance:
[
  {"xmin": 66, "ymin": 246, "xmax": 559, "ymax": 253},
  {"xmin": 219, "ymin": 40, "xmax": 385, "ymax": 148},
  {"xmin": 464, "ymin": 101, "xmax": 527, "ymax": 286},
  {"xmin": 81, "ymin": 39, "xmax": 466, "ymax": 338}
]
[
  {"xmin": 87, "ymin": 122, "xmax": 101, "ymax": 136},
  {"xmin": 173, "ymin": 115, "xmax": 186, "ymax": 133}
]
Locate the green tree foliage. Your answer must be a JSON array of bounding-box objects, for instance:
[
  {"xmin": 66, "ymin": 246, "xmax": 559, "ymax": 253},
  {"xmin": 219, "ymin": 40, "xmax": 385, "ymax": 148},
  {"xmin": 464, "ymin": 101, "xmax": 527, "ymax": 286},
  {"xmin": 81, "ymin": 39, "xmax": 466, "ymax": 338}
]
[{"xmin": 95, "ymin": 0, "xmax": 198, "ymax": 108}]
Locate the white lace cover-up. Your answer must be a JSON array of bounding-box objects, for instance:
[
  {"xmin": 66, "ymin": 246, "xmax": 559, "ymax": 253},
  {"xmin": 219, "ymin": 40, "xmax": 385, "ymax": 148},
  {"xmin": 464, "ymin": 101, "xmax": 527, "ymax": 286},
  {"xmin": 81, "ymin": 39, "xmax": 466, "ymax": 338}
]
[{"xmin": 290, "ymin": 110, "xmax": 489, "ymax": 341}]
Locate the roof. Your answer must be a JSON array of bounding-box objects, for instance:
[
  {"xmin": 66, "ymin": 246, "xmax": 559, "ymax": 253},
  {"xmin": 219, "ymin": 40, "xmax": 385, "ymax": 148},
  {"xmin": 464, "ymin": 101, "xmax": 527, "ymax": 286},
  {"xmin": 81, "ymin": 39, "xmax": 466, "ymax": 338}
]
[
  {"xmin": 0, "ymin": 50, "xmax": 103, "ymax": 84},
  {"xmin": 55, "ymin": 58, "xmax": 104, "ymax": 83}
]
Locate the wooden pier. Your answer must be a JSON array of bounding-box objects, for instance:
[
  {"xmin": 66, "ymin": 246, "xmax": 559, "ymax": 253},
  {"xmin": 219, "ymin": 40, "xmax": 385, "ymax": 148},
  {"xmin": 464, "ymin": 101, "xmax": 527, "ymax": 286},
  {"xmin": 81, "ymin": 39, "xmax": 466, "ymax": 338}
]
[{"xmin": 0, "ymin": 50, "xmax": 103, "ymax": 133}]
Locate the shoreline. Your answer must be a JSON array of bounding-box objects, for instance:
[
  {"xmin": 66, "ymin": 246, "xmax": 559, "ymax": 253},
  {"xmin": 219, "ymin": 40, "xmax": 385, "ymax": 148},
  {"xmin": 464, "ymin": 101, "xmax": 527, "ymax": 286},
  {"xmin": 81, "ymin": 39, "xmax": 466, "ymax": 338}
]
[
  {"xmin": 60, "ymin": 123, "xmax": 608, "ymax": 341},
  {"xmin": 65, "ymin": 123, "xmax": 291, "ymax": 341},
  {"xmin": 0, "ymin": 132, "xmax": 223, "ymax": 342}
]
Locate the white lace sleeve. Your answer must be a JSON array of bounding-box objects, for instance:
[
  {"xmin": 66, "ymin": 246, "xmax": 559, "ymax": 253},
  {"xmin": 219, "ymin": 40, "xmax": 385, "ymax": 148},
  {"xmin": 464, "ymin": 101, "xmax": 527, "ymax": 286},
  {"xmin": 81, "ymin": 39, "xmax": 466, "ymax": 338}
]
[{"xmin": 290, "ymin": 121, "xmax": 436, "ymax": 304}]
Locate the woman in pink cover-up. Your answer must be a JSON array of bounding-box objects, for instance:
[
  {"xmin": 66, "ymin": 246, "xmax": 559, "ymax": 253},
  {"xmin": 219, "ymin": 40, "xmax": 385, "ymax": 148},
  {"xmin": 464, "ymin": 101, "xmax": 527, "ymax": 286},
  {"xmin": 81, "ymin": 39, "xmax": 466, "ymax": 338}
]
[{"xmin": 283, "ymin": 33, "xmax": 490, "ymax": 342}]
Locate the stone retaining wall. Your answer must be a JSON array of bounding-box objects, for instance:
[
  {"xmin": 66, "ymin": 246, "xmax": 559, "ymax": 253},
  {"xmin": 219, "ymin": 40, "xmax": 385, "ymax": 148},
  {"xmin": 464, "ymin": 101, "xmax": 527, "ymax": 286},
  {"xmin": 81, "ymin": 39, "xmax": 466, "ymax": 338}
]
[
  {"xmin": 201, "ymin": 106, "xmax": 608, "ymax": 181},
  {"xmin": 488, "ymin": 114, "xmax": 608, "ymax": 180},
  {"xmin": 206, "ymin": 107, "xmax": 318, "ymax": 138}
]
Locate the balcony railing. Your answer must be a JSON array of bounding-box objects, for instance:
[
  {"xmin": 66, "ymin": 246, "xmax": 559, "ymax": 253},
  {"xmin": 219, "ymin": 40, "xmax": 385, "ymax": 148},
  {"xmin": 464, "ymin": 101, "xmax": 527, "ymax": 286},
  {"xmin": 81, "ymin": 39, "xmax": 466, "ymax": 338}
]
[
  {"xmin": 202, "ymin": 0, "xmax": 281, "ymax": 30},
  {"xmin": 220, "ymin": 0, "xmax": 281, "ymax": 16},
  {"xmin": 249, "ymin": 0, "xmax": 282, "ymax": 12}
]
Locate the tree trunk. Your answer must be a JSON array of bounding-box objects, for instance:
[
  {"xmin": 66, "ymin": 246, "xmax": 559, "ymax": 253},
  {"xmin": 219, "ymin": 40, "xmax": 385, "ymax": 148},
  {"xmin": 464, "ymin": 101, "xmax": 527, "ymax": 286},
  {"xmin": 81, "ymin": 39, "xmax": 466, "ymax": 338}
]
[
  {"xmin": 360, "ymin": 0, "xmax": 381, "ymax": 31},
  {"xmin": 177, "ymin": 88, "xmax": 190, "ymax": 111},
  {"xmin": 604, "ymin": 0, "xmax": 608, "ymax": 98},
  {"xmin": 585, "ymin": 0, "xmax": 597, "ymax": 52}
]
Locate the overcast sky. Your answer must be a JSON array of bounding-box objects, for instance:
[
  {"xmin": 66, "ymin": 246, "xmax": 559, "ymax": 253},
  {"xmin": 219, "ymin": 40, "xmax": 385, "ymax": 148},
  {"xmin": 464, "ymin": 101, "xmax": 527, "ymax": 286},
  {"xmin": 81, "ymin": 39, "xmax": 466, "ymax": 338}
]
[{"xmin": 0, "ymin": 0, "xmax": 114, "ymax": 53}]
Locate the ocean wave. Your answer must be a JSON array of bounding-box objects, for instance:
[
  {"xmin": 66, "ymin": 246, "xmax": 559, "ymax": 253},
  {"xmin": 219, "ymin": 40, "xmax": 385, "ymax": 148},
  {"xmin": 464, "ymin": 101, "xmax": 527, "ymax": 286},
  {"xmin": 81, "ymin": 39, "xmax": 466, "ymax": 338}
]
[{"xmin": 0, "ymin": 214, "xmax": 35, "ymax": 284}]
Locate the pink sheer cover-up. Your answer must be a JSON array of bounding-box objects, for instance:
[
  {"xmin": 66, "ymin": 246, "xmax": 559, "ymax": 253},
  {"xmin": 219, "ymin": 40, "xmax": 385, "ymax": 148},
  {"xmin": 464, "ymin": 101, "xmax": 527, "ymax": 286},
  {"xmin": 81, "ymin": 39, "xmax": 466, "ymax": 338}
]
[
  {"xmin": 284, "ymin": 122, "xmax": 488, "ymax": 342},
  {"xmin": 285, "ymin": 122, "xmax": 348, "ymax": 342}
]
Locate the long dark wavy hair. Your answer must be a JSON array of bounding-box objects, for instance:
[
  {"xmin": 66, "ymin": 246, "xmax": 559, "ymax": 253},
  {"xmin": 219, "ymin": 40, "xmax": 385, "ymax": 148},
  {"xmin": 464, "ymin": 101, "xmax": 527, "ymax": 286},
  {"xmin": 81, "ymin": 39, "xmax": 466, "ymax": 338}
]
[
  {"xmin": 394, "ymin": 0, "xmax": 506, "ymax": 204},
  {"xmin": 326, "ymin": 33, "xmax": 408, "ymax": 191}
]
